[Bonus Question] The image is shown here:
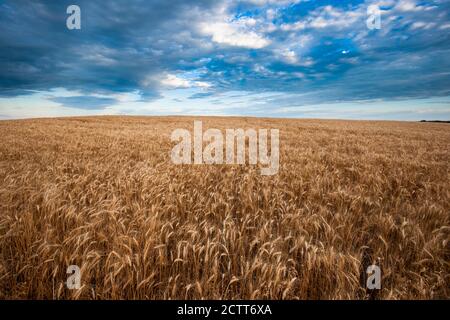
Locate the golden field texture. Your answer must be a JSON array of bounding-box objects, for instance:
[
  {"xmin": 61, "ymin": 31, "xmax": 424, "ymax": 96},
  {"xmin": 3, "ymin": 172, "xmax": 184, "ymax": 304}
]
[{"xmin": 0, "ymin": 116, "xmax": 448, "ymax": 300}]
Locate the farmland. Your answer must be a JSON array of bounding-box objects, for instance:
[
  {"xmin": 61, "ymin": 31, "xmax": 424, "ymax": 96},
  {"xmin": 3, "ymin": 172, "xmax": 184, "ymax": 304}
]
[{"xmin": 0, "ymin": 116, "xmax": 448, "ymax": 299}]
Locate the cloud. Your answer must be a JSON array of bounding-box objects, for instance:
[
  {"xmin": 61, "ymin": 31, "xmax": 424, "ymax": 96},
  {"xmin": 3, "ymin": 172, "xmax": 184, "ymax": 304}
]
[
  {"xmin": 50, "ymin": 96, "xmax": 117, "ymax": 110},
  {"xmin": 395, "ymin": 0, "xmax": 424, "ymax": 12},
  {"xmin": 280, "ymin": 5, "xmax": 365, "ymax": 31},
  {"xmin": 188, "ymin": 92, "xmax": 215, "ymax": 99},
  {"xmin": 200, "ymin": 19, "xmax": 270, "ymax": 49},
  {"xmin": 160, "ymin": 74, "xmax": 192, "ymax": 88},
  {"xmin": 0, "ymin": 0, "xmax": 449, "ymax": 119},
  {"xmin": 159, "ymin": 74, "xmax": 212, "ymax": 89}
]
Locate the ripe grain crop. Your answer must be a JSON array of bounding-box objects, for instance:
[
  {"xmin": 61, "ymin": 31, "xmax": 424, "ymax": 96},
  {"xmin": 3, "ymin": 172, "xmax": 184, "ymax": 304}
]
[{"xmin": 0, "ymin": 116, "xmax": 448, "ymax": 299}]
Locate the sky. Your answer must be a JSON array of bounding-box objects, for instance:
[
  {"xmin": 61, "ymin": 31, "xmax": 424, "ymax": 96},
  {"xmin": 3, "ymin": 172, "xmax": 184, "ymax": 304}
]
[{"xmin": 0, "ymin": 0, "xmax": 449, "ymax": 120}]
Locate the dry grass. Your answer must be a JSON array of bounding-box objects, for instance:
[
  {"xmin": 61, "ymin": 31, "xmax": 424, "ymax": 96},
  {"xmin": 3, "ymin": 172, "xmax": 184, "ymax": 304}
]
[{"xmin": 0, "ymin": 116, "xmax": 448, "ymax": 300}]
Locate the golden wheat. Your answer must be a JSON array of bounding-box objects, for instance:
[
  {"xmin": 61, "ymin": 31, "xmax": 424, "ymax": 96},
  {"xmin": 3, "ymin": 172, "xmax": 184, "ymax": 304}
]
[{"xmin": 0, "ymin": 116, "xmax": 448, "ymax": 299}]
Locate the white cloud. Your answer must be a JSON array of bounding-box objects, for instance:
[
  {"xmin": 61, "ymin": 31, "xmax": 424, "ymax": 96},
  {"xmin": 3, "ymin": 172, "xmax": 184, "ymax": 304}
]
[
  {"xmin": 161, "ymin": 74, "xmax": 191, "ymax": 88},
  {"xmin": 395, "ymin": 0, "xmax": 424, "ymax": 12},
  {"xmin": 111, "ymin": 91, "xmax": 142, "ymax": 103},
  {"xmin": 410, "ymin": 21, "xmax": 436, "ymax": 30},
  {"xmin": 372, "ymin": 0, "xmax": 396, "ymax": 7},
  {"xmin": 279, "ymin": 5, "xmax": 364, "ymax": 31},
  {"xmin": 200, "ymin": 20, "xmax": 270, "ymax": 49},
  {"xmin": 281, "ymin": 21, "xmax": 307, "ymax": 31},
  {"xmin": 277, "ymin": 49, "xmax": 298, "ymax": 64},
  {"xmin": 245, "ymin": 0, "xmax": 302, "ymax": 5},
  {"xmin": 160, "ymin": 74, "xmax": 211, "ymax": 89},
  {"xmin": 266, "ymin": 8, "xmax": 277, "ymax": 20},
  {"xmin": 194, "ymin": 81, "xmax": 212, "ymax": 88},
  {"xmin": 310, "ymin": 6, "xmax": 363, "ymax": 29},
  {"xmin": 274, "ymin": 48, "xmax": 314, "ymax": 66}
]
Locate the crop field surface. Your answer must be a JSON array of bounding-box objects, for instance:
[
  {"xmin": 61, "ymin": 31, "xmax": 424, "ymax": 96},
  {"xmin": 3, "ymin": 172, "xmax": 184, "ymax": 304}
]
[{"xmin": 0, "ymin": 116, "xmax": 448, "ymax": 299}]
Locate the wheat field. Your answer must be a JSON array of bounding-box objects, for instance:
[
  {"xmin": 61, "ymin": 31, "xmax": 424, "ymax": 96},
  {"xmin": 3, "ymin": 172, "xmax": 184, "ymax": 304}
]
[{"xmin": 0, "ymin": 116, "xmax": 448, "ymax": 299}]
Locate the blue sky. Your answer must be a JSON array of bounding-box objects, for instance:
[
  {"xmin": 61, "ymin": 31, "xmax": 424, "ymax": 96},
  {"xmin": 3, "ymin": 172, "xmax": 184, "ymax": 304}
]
[{"xmin": 0, "ymin": 0, "xmax": 449, "ymax": 120}]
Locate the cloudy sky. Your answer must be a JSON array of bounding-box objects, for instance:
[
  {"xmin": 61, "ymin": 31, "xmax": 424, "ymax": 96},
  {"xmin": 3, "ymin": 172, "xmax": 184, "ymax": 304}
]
[{"xmin": 0, "ymin": 0, "xmax": 449, "ymax": 120}]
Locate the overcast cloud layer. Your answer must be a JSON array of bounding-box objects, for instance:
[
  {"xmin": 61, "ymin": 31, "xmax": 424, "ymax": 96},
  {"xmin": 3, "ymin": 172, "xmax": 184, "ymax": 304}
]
[{"xmin": 0, "ymin": 0, "xmax": 449, "ymax": 120}]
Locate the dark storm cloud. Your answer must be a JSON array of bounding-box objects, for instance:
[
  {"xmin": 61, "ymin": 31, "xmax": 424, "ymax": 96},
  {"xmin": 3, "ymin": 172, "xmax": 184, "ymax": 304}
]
[
  {"xmin": 0, "ymin": 0, "xmax": 449, "ymax": 110},
  {"xmin": 0, "ymin": 0, "xmax": 218, "ymax": 97}
]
